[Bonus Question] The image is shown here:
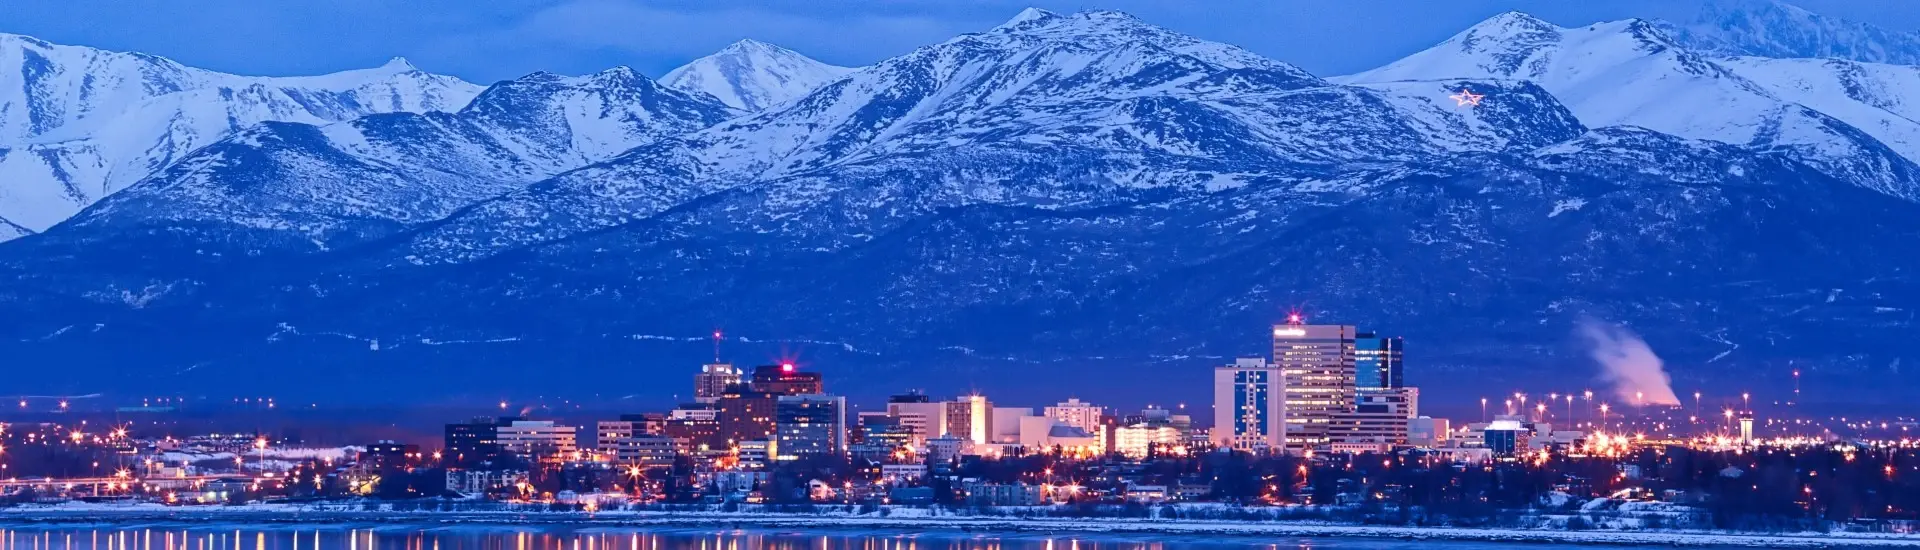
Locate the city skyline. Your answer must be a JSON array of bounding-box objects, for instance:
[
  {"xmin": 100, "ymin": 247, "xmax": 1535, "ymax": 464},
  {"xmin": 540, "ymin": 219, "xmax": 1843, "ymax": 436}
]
[{"xmin": 1, "ymin": 0, "xmax": 1918, "ymax": 539}]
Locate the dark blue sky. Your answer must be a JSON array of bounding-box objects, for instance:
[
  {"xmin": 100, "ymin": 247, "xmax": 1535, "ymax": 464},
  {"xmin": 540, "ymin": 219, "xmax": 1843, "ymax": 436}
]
[{"xmin": 9, "ymin": 0, "xmax": 1917, "ymax": 83}]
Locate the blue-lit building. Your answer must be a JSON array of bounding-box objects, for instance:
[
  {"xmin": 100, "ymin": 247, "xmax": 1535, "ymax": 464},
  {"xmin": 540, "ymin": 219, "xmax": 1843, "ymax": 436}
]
[
  {"xmin": 1212, "ymin": 358, "xmax": 1285, "ymax": 452},
  {"xmin": 774, "ymin": 394, "xmax": 846, "ymax": 461},
  {"xmin": 1355, "ymin": 333, "xmax": 1403, "ymax": 389}
]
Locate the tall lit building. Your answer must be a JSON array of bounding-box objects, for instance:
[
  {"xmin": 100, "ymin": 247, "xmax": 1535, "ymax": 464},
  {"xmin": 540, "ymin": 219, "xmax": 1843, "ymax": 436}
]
[
  {"xmin": 1273, "ymin": 320, "xmax": 1357, "ymax": 453},
  {"xmin": 1354, "ymin": 333, "xmax": 1403, "ymax": 389},
  {"xmin": 716, "ymin": 388, "xmax": 780, "ymax": 447},
  {"xmin": 945, "ymin": 395, "xmax": 992, "ymax": 445},
  {"xmin": 1212, "ymin": 357, "xmax": 1285, "ymax": 452},
  {"xmin": 694, "ymin": 363, "xmax": 742, "ymax": 404},
  {"xmin": 774, "ymin": 394, "xmax": 846, "ymax": 461}
]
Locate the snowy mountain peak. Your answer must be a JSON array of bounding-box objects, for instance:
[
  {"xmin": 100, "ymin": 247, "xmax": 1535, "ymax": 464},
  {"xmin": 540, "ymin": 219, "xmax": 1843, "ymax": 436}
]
[
  {"xmin": 661, "ymin": 39, "xmax": 854, "ymax": 112},
  {"xmin": 379, "ymin": 56, "xmax": 417, "ymax": 72},
  {"xmin": 589, "ymin": 65, "xmax": 644, "ymax": 82},
  {"xmin": 717, "ymin": 39, "xmax": 784, "ymax": 56},
  {"xmin": 1656, "ymin": 0, "xmax": 1920, "ymax": 65},
  {"xmin": 996, "ymin": 7, "xmax": 1063, "ymax": 30},
  {"xmin": 1474, "ymin": 10, "xmax": 1556, "ymax": 32}
]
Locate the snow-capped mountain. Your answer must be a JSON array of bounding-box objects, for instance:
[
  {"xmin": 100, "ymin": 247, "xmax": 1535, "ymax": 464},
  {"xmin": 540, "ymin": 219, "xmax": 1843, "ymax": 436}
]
[
  {"xmin": 1337, "ymin": 11, "xmax": 1920, "ymax": 202},
  {"xmin": 390, "ymin": 9, "xmax": 1584, "ymax": 264},
  {"xmin": 0, "ymin": 8, "xmax": 1916, "ymax": 402},
  {"xmin": 1716, "ymin": 56, "xmax": 1920, "ymax": 165},
  {"xmin": 0, "ymin": 33, "xmax": 482, "ymax": 237},
  {"xmin": 43, "ymin": 67, "xmax": 736, "ymax": 253},
  {"xmin": 1655, "ymin": 0, "xmax": 1920, "ymax": 65},
  {"xmin": 661, "ymin": 39, "xmax": 855, "ymax": 112}
]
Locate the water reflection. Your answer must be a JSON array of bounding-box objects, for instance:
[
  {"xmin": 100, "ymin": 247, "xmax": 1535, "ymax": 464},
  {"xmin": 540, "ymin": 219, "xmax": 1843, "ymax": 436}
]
[
  {"xmin": 0, "ymin": 529, "xmax": 1300, "ymax": 550},
  {"xmin": 0, "ymin": 527, "xmax": 1702, "ymax": 550}
]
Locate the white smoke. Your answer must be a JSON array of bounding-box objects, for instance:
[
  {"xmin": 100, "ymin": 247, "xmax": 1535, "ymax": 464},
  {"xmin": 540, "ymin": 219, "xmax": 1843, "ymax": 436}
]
[{"xmin": 1576, "ymin": 318, "xmax": 1681, "ymax": 406}]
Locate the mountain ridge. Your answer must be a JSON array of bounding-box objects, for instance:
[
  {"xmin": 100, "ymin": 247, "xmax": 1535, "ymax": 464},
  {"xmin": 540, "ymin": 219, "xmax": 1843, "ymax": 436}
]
[
  {"xmin": 0, "ymin": 7, "xmax": 1916, "ymax": 402},
  {"xmin": 0, "ymin": 31, "xmax": 484, "ymax": 237},
  {"xmin": 1337, "ymin": 11, "xmax": 1920, "ymax": 203}
]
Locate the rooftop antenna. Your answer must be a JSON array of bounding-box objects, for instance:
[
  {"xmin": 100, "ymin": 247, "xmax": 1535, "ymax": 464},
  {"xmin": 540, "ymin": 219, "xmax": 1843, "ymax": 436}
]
[{"xmin": 712, "ymin": 329, "xmax": 723, "ymax": 363}]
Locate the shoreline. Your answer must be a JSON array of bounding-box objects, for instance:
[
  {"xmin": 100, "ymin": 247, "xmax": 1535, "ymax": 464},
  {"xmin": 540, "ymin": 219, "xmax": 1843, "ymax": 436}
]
[{"xmin": 2, "ymin": 506, "xmax": 1917, "ymax": 547}]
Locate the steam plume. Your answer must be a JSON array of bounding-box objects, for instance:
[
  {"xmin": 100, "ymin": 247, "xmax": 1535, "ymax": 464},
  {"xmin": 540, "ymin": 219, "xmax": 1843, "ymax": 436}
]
[{"xmin": 1577, "ymin": 318, "xmax": 1681, "ymax": 406}]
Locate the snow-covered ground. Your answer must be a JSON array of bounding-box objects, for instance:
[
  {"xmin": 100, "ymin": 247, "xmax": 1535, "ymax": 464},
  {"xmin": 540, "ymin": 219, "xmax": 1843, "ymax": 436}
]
[{"xmin": 2, "ymin": 502, "xmax": 1915, "ymax": 548}]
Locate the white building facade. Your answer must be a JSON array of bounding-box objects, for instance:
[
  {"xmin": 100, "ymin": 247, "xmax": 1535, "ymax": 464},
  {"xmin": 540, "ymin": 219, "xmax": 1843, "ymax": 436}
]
[{"xmin": 1212, "ymin": 357, "xmax": 1286, "ymax": 452}]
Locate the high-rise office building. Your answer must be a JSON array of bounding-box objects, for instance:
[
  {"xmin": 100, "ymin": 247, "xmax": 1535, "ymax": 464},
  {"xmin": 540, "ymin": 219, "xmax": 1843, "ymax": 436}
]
[
  {"xmin": 1212, "ymin": 357, "xmax": 1286, "ymax": 452},
  {"xmin": 1273, "ymin": 320, "xmax": 1357, "ymax": 453},
  {"xmin": 774, "ymin": 394, "xmax": 846, "ymax": 460},
  {"xmin": 694, "ymin": 363, "xmax": 742, "ymax": 404},
  {"xmin": 945, "ymin": 394, "xmax": 991, "ymax": 445},
  {"xmin": 750, "ymin": 364, "xmax": 823, "ymax": 395},
  {"xmin": 717, "ymin": 363, "xmax": 824, "ymax": 448},
  {"xmin": 444, "ymin": 417, "xmax": 509, "ymax": 465},
  {"xmin": 1354, "ymin": 333, "xmax": 1404, "ymax": 390},
  {"xmin": 717, "ymin": 388, "xmax": 780, "ymax": 448}
]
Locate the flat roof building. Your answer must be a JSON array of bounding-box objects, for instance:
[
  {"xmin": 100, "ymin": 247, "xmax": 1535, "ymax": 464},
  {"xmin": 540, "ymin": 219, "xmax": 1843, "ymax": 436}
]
[{"xmin": 1212, "ymin": 357, "xmax": 1285, "ymax": 452}]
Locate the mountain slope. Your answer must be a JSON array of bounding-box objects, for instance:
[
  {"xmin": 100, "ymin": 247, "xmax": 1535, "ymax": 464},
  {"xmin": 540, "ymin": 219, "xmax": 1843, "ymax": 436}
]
[
  {"xmin": 1337, "ymin": 11, "xmax": 1920, "ymax": 202},
  {"xmin": 0, "ymin": 216, "xmax": 26, "ymax": 240},
  {"xmin": 1718, "ymin": 56, "xmax": 1920, "ymax": 165},
  {"xmin": 389, "ymin": 9, "xmax": 1583, "ymax": 264},
  {"xmin": 32, "ymin": 67, "xmax": 736, "ymax": 257},
  {"xmin": 0, "ymin": 8, "xmax": 1915, "ymax": 402},
  {"xmin": 661, "ymin": 39, "xmax": 855, "ymax": 112},
  {"xmin": 1655, "ymin": 0, "xmax": 1920, "ymax": 65},
  {"xmin": 0, "ymin": 33, "xmax": 483, "ymax": 236}
]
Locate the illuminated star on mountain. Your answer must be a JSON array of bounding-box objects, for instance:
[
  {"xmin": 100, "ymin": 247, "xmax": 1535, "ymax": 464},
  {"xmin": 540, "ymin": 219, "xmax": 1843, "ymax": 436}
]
[{"xmin": 1450, "ymin": 88, "xmax": 1485, "ymax": 107}]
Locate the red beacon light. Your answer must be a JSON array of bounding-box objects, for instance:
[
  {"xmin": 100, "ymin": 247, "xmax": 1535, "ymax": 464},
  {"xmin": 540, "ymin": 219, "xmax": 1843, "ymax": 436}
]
[{"xmin": 781, "ymin": 363, "xmax": 795, "ymax": 373}]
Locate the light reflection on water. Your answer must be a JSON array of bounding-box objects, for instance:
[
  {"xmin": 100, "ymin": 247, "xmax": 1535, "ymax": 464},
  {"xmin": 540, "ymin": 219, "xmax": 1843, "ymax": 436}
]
[{"xmin": 0, "ymin": 526, "xmax": 1701, "ymax": 550}]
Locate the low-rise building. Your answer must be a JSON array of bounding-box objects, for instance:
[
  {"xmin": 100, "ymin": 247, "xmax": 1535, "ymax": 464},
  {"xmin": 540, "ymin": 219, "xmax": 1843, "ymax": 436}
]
[
  {"xmin": 445, "ymin": 469, "xmax": 529, "ymax": 495},
  {"xmin": 495, "ymin": 420, "xmax": 578, "ymax": 462},
  {"xmin": 961, "ymin": 481, "xmax": 1041, "ymax": 506}
]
